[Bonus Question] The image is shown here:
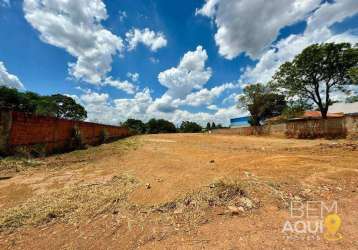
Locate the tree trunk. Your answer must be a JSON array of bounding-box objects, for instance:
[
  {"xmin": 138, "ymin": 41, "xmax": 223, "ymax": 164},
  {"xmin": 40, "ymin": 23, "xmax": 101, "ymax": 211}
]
[{"xmin": 321, "ymin": 107, "xmax": 328, "ymax": 119}]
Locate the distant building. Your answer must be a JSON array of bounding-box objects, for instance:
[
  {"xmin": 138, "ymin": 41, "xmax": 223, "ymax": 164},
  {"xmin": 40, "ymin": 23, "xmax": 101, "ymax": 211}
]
[
  {"xmin": 329, "ymin": 102, "xmax": 358, "ymax": 115},
  {"xmin": 230, "ymin": 116, "xmax": 250, "ymax": 128}
]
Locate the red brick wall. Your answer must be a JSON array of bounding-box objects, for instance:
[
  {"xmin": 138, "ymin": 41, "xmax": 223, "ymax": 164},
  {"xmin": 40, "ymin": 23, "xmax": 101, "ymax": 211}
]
[{"xmin": 5, "ymin": 111, "xmax": 129, "ymax": 154}]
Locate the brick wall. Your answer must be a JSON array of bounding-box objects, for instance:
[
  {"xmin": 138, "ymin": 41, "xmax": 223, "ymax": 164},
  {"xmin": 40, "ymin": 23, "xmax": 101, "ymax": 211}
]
[
  {"xmin": 0, "ymin": 112, "xmax": 12, "ymax": 154},
  {"xmin": 0, "ymin": 111, "xmax": 129, "ymax": 155},
  {"xmin": 285, "ymin": 117, "xmax": 347, "ymax": 139},
  {"xmin": 345, "ymin": 114, "xmax": 358, "ymax": 139},
  {"xmin": 213, "ymin": 115, "xmax": 358, "ymax": 139}
]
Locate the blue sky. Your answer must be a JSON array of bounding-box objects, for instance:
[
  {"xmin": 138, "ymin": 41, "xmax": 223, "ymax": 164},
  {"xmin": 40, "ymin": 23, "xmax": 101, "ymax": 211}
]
[{"xmin": 0, "ymin": 0, "xmax": 358, "ymax": 125}]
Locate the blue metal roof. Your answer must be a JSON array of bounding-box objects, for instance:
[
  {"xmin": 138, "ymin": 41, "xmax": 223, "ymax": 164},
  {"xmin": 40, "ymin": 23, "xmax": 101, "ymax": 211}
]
[
  {"xmin": 230, "ymin": 116, "xmax": 249, "ymax": 123},
  {"xmin": 230, "ymin": 116, "xmax": 250, "ymax": 128}
]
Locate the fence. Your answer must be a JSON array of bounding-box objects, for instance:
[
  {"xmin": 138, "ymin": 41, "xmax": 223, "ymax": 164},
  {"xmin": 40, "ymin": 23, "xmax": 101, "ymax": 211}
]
[
  {"xmin": 0, "ymin": 111, "xmax": 130, "ymax": 156},
  {"xmin": 213, "ymin": 114, "xmax": 358, "ymax": 139}
]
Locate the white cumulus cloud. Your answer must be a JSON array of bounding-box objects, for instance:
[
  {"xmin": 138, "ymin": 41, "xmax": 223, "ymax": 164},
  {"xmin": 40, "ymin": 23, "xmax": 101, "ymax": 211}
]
[
  {"xmin": 240, "ymin": 0, "xmax": 358, "ymax": 84},
  {"xmin": 103, "ymin": 77, "xmax": 137, "ymax": 94},
  {"xmin": 23, "ymin": 0, "xmax": 124, "ymax": 85},
  {"xmin": 158, "ymin": 46, "xmax": 212, "ymax": 99},
  {"xmin": 126, "ymin": 72, "xmax": 139, "ymax": 82},
  {"xmin": 126, "ymin": 28, "xmax": 167, "ymax": 52},
  {"xmin": 0, "ymin": 61, "xmax": 24, "ymax": 89},
  {"xmin": 179, "ymin": 82, "xmax": 239, "ymax": 107},
  {"xmin": 81, "ymin": 91, "xmax": 109, "ymax": 105},
  {"xmin": 72, "ymin": 86, "xmax": 246, "ymax": 126},
  {"xmin": 197, "ymin": 0, "xmax": 321, "ymax": 59}
]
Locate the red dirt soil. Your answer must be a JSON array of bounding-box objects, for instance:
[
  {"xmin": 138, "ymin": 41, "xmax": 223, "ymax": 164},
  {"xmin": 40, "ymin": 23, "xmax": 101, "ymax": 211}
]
[{"xmin": 0, "ymin": 134, "xmax": 357, "ymax": 249}]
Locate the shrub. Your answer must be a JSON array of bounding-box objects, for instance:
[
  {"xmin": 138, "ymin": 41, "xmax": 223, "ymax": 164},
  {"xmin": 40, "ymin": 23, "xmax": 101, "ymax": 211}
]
[
  {"xmin": 179, "ymin": 121, "xmax": 202, "ymax": 133},
  {"xmin": 99, "ymin": 129, "xmax": 109, "ymax": 144},
  {"xmin": 145, "ymin": 119, "xmax": 177, "ymax": 134},
  {"xmin": 70, "ymin": 126, "xmax": 84, "ymax": 150}
]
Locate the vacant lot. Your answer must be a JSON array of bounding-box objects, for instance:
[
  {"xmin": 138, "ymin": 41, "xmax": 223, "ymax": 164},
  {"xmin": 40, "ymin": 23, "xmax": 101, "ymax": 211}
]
[{"xmin": 0, "ymin": 134, "xmax": 357, "ymax": 249}]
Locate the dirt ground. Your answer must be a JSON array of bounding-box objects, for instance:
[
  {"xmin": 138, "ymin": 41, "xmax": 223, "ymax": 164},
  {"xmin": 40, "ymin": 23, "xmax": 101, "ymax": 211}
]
[{"xmin": 0, "ymin": 134, "xmax": 357, "ymax": 249}]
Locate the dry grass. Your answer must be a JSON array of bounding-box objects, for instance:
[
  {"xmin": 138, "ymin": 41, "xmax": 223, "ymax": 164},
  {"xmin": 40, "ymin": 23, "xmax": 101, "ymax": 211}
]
[
  {"xmin": 0, "ymin": 137, "xmax": 139, "ymax": 174},
  {"xmin": 0, "ymin": 158, "xmax": 44, "ymax": 173},
  {"xmin": 136, "ymin": 178, "xmax": 259, "ymax": 234},
  {"xmin": 0, "ymin": 164, "xmax": 306, "ymax": 238},
  {"xmin": 0, "ymin": 174, "xmax": 139, "ymax": 231},
  {"xmin": 0, "ymin": 176, "xmax": 254, "ymax": 233},
  {"xmin": 45, "ymin": 137, "xmax": 139, "ymax": 169},
  {"xmin": 153, "ymin": 178, "xmax": 248, "ymax": 213}
]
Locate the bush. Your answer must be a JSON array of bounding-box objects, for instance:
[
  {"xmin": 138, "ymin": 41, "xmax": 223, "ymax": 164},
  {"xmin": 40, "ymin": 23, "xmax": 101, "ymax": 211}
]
[
  {"xmin": 70, "ymin": 126, "xmax": 84, "ymax": 150},
  {"xmin": 179, "ymin": 121, "xmax": 202, "ymax": 133},
  {"xmin": 99, "ymin": 129, "xmax": 109, "ymax": 144},
  {"xmin": 145, "ymin": 119, "xmax": 177, "ymax": 134},
  {"xmin": 122, "ymin": 119, "xmax": 146, "ymax": 134}
]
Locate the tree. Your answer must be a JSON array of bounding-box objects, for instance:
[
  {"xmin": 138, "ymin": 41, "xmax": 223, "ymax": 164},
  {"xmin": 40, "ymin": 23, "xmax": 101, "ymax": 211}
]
[
  {"xmin": 50, "ymin": 94, "xmax": 87, "ymax": 120},
  {"xmin": 179, "ymin": 121, "xmax": 202, "ymax": 133},
  {"xmin": 346, "ymin": 95, "xmax": 358, "ymax": 103},
  {"xmin": 238, "ymin": 83, "xmax": 286, "ymax": 126},
  {"xmin": 0, "ymin": 87, "xmax": 34, "ymax": 112},
  {"xmin": 271, "ymin": 43, "xmax": 358, "ymax": 119},
  {"xmin": 211, "ymin": 122, "xmax": 216, "ymax": 129},
  {"xmin": 206, "ymin": 122, "xmax": 211, "ymax": 130},
  {"xmin": 122, "ymin": 119, "xmax": 146, "ymax": 134},
  {"xmin": 216, "ymin": 124, "xmax": 224, "ymax": 129},
  {"xmin": 281, "ymin": 100, "xmax": 312, "ymax": 119},
  {"xmin": 146, "ymin": 119, "xmax": 177, "ymax": 134},
  {"xmin": 0, "ymin": 86, "xmax": 87, "ymax": 120},
  {"xmin": 349, "ymin": 66, "xmax": 358, "ymax": 83},
  {"xmin": 34, "ymin": 96, "xmax": 59, "ymax": 117}
]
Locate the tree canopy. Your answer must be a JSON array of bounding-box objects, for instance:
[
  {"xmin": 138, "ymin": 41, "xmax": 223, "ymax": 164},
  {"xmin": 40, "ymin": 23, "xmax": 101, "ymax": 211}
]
[
  {"xmin": 0, "ymin": 86, "xmax": 87, "ymax": 120},
  {"xmin": 238, "ymin": 83, "xmax": 286, "ymax": 126},
  {"xmin": 145, "ymin": 118, "xmax": 177, "ymax": 134},
  {"xmin": 346, "ymin": 95, "xmax": 358, "ymax": 103},
  {"xmin": 179, "ymin": 121, "xmax": 202, "ymax": 133},
  {"xmin": 50, "ymin": 94, "xmax": 87, "ymax": 120},
  {"xmin": 122, "ymin": 119, "xmax": 146, "ymax": 134},
  {"xmin": 271, "ymin": 43, "xmax": 358, "ymax": 119}
]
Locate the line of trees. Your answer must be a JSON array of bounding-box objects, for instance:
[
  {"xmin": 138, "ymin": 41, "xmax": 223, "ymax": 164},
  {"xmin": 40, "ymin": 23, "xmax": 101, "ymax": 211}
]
[
  {"xmin": 122, "ymin": 118, "xmax": 208, "ymax": 134},
  {"xmin": 239, "ymin": 43, "xmax": 358, "ymax": 125},
  {"xmin": 122, "ymin": 119, "xmax": 226, "ymax": 134},
  {"xmin": 0, "ymin": 86, "xmax": 87, "ymax": 120}
]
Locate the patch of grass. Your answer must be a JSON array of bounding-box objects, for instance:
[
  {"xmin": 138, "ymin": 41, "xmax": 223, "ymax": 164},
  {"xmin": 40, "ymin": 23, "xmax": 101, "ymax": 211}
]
[
  {"xmin": 0, "ymin": 157, "xmax": 44, "ymax": 173},
  {"xmin": 0, "ymin": 174, "xmax": 139, "ymax": 231},
  {"xmin": 116, "ymin": 178, "xmax": 257, "ymax": 236},
  {"xmin": 154, "ymin": 178, "xmax": 249, "ymax": 213},
  {"xmin": 45, "ymin": 137, "xmax": 140, "ymax": 170},
  {"xmin": 66, "ymin": 136, "xmax": 139, "ymax": 158}
]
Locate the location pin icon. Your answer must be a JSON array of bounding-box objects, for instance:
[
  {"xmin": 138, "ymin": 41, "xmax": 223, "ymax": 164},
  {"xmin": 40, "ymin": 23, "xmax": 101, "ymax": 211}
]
[{"xmin": 324, "ymin": 213, "xmax": 343, "ymax": 241}]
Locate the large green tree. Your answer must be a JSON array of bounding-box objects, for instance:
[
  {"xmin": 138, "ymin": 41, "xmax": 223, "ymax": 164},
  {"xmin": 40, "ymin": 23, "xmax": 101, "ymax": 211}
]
[
  {"xmin": 0, "ymin": 87, "xmax": 34, "ymax": 112},
  {"xmin": 0, "ymin": 86, "xmax": 87, "ymax": 120},
  {"xmin": 145, "ymin": 119, "xmax": 177, "ymax": 134},
  {"xmin": 179, "ymin": 121, "xmax": 202, "ymax": 133},
  {"xmin": 122, "ymin": 118, "xmax": 146, "ymax": 134},
  {"xmin": 50, "ymin": 94, "xmax": 87, "ymax": 120},
  {"xmin": 238, "ymin": 83, "xmax": 286, "ymax": 126},
  {"xmin": 346, "ymin": 95, "xmax": 358, "ymax": 103},
  {"xmin": 271, "ymin": 43, "xmax": 358, "ymax": 119}
]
